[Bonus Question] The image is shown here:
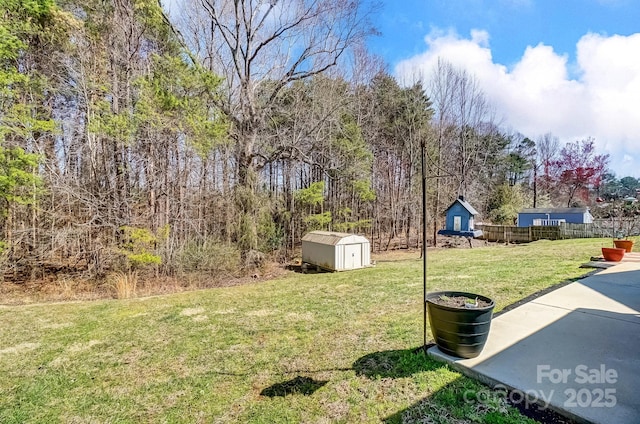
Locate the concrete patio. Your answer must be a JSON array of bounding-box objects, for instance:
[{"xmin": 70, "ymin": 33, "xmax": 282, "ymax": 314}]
[{"xmin": 428, "ymin": 253, "xmax": 640, "ymax": 424}]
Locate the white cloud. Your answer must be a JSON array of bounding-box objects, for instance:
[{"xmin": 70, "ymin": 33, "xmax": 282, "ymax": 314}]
[{"xmin": 395, "ymin": 29, "xmax": 640, "ymax": 177}]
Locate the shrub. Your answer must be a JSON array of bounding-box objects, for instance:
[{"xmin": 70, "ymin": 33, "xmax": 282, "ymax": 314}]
[
  {"xmin": 119, "ymin": 226, "xmax": 165, "ymax": 270},
  {"xmin": 175, "ymin": 239, "xmax": 240, "ymax": 276},
  {"xmin": 258, "ymin": 213, "xmax": 284, "ymax": 253}
]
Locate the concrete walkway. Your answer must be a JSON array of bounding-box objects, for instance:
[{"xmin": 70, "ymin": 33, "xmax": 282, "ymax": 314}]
[{"xmin": 428, "ymin": 254, "xmax": 640, "ymax": 424}]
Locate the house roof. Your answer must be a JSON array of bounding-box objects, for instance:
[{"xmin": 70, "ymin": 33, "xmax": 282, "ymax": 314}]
[
  {"xmin": 519, "ymin": 207, "xmax": 591, "ymax": 214},
  {"xmin": 446, "ymin": 198, "xmax": 479, "ymax": 216},
  {"xmin": 301, "ymin": 231, "xmax": 369, "ymax": 246}
]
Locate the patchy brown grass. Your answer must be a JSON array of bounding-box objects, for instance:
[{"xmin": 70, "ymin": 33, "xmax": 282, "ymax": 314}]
[
  {"xmin": 1, "ymin": 238, "xmax": 605, "ymax": 423},
  {"xmin": 0, "ymin": 259, "xmax": 290, "ymax": 305},
  {"xmin": 0, "ymin": 237, "xmax": 549, "ymax": 306}
]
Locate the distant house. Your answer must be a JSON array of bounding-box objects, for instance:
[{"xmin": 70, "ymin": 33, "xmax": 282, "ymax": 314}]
[
  {"xmin": 438, "ymin": 196, "xmax": 483, "ymax": 238},
  {"xmin": 517, "ymin": 207, "xmax": 593, "ymax": 227}
]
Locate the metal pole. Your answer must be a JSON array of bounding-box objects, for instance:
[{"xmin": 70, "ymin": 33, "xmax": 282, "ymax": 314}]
[{"xmin": 422, "ymin": 141, "xmax": 427, "ymax": 349}]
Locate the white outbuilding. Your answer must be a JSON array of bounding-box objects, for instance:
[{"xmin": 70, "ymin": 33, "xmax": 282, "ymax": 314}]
[{"xmin": 301, "ymin": 231, "xmax": 371, "ymax": 271}]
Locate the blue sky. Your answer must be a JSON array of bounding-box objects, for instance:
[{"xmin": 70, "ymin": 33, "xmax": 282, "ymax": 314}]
[
  {"xmin": 370, "ymin": 0, "xmax": 640, "ymax": 178},
  {"xmin": 371, "ymin": 0, "xmax": 639, "ymax": 70}
]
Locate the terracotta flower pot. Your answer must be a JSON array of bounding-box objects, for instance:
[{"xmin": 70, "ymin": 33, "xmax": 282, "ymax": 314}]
[
  {"xmin": 613, "ymin": 239, "xmax": 634, "ymax": 253},
  {"xmin": 602, "ymin": 247, "xmax": 625, "ymax": 262}
]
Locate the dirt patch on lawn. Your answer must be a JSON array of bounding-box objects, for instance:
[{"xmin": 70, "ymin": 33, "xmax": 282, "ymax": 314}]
[
  {"xmin": 0, "ymin": 342, "xmax": 40, "ymax": 355},
  {"xmin": 371, "ymin": 238, "xmax": 499, "ymax": 263}
]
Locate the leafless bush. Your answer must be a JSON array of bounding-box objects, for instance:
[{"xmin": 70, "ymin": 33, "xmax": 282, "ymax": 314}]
[
  {"xmin": 110, "ymin": 271, "xmax": 138, "ymax": 299},
  {"xmin": 175, "ymin": 239, "xmax": 240, "ymax": 277}
]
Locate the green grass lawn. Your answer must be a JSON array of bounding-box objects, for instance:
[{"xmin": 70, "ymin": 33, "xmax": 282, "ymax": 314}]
[{"xmin": 0, "ymin": 239, "xmax": 608, "ymax": 423}]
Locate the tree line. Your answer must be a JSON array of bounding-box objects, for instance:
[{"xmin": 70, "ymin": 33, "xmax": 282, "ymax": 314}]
[{"xmin": 0, "ymin": 0, "xmax": 623, "ymax": 284}]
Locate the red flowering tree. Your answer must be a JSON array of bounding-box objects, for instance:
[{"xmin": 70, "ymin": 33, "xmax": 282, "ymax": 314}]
[{"xmin": 554, "ymin": 139, "xmax": 609, "ymax": 207}]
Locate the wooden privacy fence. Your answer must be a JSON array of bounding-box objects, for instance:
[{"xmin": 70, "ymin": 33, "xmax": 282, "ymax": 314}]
[{"xmin": 476, "ymin": 223, "xmax": 611, "ymax": 243}]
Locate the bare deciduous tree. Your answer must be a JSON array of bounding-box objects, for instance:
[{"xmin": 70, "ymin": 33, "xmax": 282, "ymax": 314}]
[
  {"xmin": 175, "ymin": 0, "xmax": 375, "ymax": 252},
  {"xmin": 535, "ymin": 132, "xmax": 560, "ymax": 206},
  {"xmin": 426, "ymin": 59, "xmax": 498, "ymax": 239}
]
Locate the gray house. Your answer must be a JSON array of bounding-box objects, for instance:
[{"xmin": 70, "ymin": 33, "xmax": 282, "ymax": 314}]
[{"xmin": 517, "ymin": 207, "xmax": 593, "ymax": 227}]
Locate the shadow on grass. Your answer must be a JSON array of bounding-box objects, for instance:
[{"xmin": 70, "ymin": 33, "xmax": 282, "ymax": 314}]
[
  {"xmin": 382, "ymin": 376, "xmax": 518, "ymax": 424},
  {"xmin": 260, "ymin": 347, "xmax": 443, "ymax": 399},
  {"xmin": 352, "ymin": 345, "xmax": 442, "ymax": 379},
  {"xmin": 260, "ymin": 376, "xmax": 328, "ymax": 397},
  {"xmin": 353, "ymin": 347, "xmax": 562, "ymax": 423},
  {"xmin": 285, "ymin": 264, "xmax": 333, "ymax": 274}
]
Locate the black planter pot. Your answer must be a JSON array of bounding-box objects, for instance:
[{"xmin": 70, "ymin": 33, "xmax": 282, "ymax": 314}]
[{"xmin": 426, "ymin": 291, "xmax": 495, "ymax": 359}]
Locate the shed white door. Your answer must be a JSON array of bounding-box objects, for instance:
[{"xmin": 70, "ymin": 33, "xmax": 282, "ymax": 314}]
[
  {"xmin": 453, "ymin": 216, "xmax": 462, "ymax": 232},
  {"xmin": 344, "ymin": 244, "xmax": 361, "ymax": 269}
]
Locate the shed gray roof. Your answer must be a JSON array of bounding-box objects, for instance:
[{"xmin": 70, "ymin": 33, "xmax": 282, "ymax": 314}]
[
  {"xmin": 519, "ymin": 208, "xmax": 590, "ymax": 214},
  {"xmin": 301, "ymin": 231, "xmax": 369, "ymax": 246},
  {"xmin": 446, "ymin": 198, "xmax": 479, "ymax": 216}
]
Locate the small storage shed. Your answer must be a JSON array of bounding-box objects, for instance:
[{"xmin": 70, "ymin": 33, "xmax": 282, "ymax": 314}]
[
  {"xmin": 438, "ymin": 196, "xmax": 483, "ymax": 238},
  {"xmin": 517, "ymin": 207, "xmax": 593, "ymax": 227},
  {"xmin": 301, "ymin": 231, "xmax": 371, "ymax": 271}
]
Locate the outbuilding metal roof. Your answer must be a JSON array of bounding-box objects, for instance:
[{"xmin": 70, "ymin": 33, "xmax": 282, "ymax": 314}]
[
  {"xmin": 445, "ymin": 197, "xmax": 479, "ymax": 216},
  {"xmin": 301, "ymin": 231, "xmax": 368, "ymax": 246}
]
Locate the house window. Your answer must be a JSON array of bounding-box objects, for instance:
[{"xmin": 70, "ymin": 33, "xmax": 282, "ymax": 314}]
[{"xmin": 532, "ymin": 218, "xmax": 566, "ymax": 226}]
